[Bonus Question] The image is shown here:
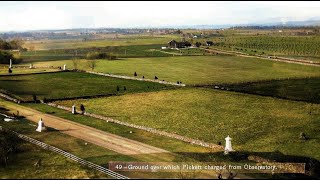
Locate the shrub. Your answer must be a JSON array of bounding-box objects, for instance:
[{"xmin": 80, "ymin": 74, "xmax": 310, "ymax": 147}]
[
  {"xmin": 124, "ymin": 86, "xmax": 127, "ymax": 91},
  {"xmin": 155, "ymin": 76, "xmax": 158, "ymax": 80},
  {"xmin": 134, "ymin": 72, "xmax": 137, "ymax": 76},
  {"xmin": 0, "ymin": 51, "xmax": 23, "ymax": 64},
  {"xmin": 86, "ymin": 52, "xmax": 116, "ymax": 60},
  {"xmin": 0, "ymin": 130, "xmax": 24, "ymax": 166},
  {"xmin": 116, "ymin": 86, "xmax": 120, "ymax": 91},
  {"xmin": 80, "ymin": 104, "xmax": 85, "ymax": 114},
  {"xmin": 32, "ymin": 95, "xmax": 37, "ymax": 103}
]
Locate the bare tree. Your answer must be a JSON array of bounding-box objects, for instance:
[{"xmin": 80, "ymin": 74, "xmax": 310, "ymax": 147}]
[
  {"xmin": 72, "ymin": 57, "xmax": 79, "ymax": 70},
  {"xmin": 87, "ymin": 59, "xmax": 97, "ymax": 71},
  {"xmin": 29, "ymin": 45, "xmax": 36, "ymax": 55}
]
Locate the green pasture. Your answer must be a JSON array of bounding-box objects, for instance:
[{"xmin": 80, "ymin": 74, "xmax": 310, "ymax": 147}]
[
  {"xmin": 29, "ymin": 56, "xmax": 320, "ymax": 85},
  {"xmin": 56, "ymin": 88, "xmax": 320, "ymax": 161},
  {"xmin": 208, "ymin": 35, "xmax": 320, "ymax": 59},
  {"xmin": 23, "ymin": 35, "xmax": 180, "ymax": 50},
  {"xmin": 224, "ymin": 77, "xmax": 320, "ymax": 103},
  {"xmin": 0, "ymin": 71, "xmax": 173, "ymax": 101},
  {"xmin": 0, "ymin": 118, "xmax": 111, "ymax": 179}
]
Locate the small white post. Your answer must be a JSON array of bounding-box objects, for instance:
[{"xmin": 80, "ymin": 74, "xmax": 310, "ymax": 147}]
[
  {"xmin": 63, "ymin": 64, "xmax": 67, "ymax": 70},
  {"xmin": 224, "ymin": 135, "xmax": 234, "ymax": 154},
  {"xmin": 36, "ymin": 118, "xmax": 46, "ymax": 132},
  {"xmin": 9, "ymin": 59, "xmax": 12, "ymax": 69},
  {"xmin": 72, "ymin": 105, "xmax": 76, "ymax": 114},
  {"xmin": 30, "ymin": 63, "xmax": 33, "ymax": 69}
]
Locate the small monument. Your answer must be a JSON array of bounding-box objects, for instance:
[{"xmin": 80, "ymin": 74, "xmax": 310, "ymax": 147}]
[
  {"xmin": 224, "ymin": 135, "xmax": 234, "ymax": 154},
  {"xmin": 72, "ymin": 105, "xmax": 76, "ymax": 114},
  {"xmin": 36, "ymin": 118, "xmax": 46, "ymax": 132},
  {"xmin": 9, "ymin": 59, "xmax": 12, "ymax": 69},
  {"xmin": 63, "ymin": 64, "xmax": 67, "ymax": 70},
  {"xmin": 30, "ymin": 63, "xmax": 33, "ymax": 69}
]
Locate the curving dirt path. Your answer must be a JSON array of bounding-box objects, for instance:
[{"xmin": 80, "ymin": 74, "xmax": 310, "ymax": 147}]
[{"xmin": 0, "ymin": 100, "xmax": 173, "ymax": 162}]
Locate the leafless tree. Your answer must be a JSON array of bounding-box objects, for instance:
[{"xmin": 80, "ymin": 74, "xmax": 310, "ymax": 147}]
[
  {"xmin": 87, "ymin": 59, "xmax": 97, "ymax": 71},
  {"xmin": 72, "ymin": 57, "xmax": 79, "ymax": 70}
]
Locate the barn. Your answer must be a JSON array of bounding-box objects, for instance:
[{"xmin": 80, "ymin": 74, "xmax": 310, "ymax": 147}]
[{"xmin": 168, "ymin": 40, "xmax": 192, "ymax": 48}]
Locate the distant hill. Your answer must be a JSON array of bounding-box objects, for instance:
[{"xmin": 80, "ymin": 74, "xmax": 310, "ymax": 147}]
[{"xmin": 1, "ymin": 17, "xmax": 320, "ymax": 33}]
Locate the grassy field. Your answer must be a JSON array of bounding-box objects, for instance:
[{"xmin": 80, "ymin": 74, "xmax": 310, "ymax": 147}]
[
  {"xmin": 162, "ymin": 47, "xmax": 206, "ymax": 56},
  {"xmin": 23, "ymin": 35, "xmax": 180, "ymax": 50},
  {"xmin": 0, "ymin": 111, "xmax": 193, "ymax": 179},
  {"xmin": 0, "ymin": 142, "xmax": 111, "ymax": 179},
  {"xmin": 200, "ymin": 35, "xmax": 320, "ymax": 60},
  {"xmin": 0, "ymin": 66, "xmax": 60, "ymax": 75},
  {"xmin": 224, "ymin": 77, "xmax": 320, "ymax": 103},
  {"xmin": 56, "ymin": 88, "xmax": 320, "ymax": 161},
  {"xmin": 19, "ymin": 44, "xmax": 174, "ymax": 63},
  {"xmin": 0, "ymin": 71, "xmax": 174, "ymax": 101},
  {"xmin": 0, "ymin": 118, "xmax": 112, "ymax": 178},
  {"xmin": 22, "ymin": 103, "xmax": 310, "ymax": 179},
  {"xmin": 29, "ymin": 56, "xmax": 320, "ymax": 85},
  {"xmin": 0, "ymin": 100, "xmax": 240, "ymax": 179}
]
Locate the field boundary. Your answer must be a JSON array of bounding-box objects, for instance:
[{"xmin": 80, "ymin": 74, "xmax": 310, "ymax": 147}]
[
  {"xmin": 45, "ymin": 102, "xmax": 224, "ymax": 150},
  {"xmin": 0, "ymin": 70, "xmax": 64, "ymax": 77},
  {"xmin": 0, "ymin": 92, "xmax": 21, "ymax": 103},
  {"xmin": 193, "ymin": 76, "xmax": 320, "ymax": 104},
  {"xmin": 84, "ymin": 71, "xmax": 187, "ymax": 87},
  {"xmin": 0, "ymin": 125, "xmax": 129, "ymax": 179}
]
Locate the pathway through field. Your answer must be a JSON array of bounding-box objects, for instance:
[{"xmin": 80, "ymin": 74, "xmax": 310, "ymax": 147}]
[{"xmin": 0, "ymin": 100, "xmax": 174, "ymax": 162}]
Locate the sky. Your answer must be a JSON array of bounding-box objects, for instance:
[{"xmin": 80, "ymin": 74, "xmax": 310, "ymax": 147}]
[{"xmin": 1, "ymin": 1, "xmax": 320, "ymax": 31}]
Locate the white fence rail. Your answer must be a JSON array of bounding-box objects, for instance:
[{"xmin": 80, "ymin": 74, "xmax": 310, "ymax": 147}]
[{"xmin": 0, "ymin": 126, "xmax": 129, "ymax": 179}]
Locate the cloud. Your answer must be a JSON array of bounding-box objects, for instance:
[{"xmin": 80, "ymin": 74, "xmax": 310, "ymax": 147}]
[{"xmin": 1, "ymin": 1, "xmax": 320, "ymax": 31}]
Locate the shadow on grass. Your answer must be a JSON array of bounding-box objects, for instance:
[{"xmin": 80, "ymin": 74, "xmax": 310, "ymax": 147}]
[
  {"xmin": 0, "ymin": 107, "xmax": 10, "ymax": 112},
  {"xmin": 176, "ymin": 151, "xmax": 320, "ymax": 179},
  {"xmin": 0, "ymin": 80, "xmax": 27, "ymax": 82},
  {"xmin": 197, "ymin": 77, "xmax": 320, "ymax": 104}
]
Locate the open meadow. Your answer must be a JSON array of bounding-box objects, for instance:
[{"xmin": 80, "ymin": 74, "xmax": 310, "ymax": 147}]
[
  {"xmin": 224, "ymin": 77, "xmax": 320, "ymax": 103},
  {"xmin": 1, "ymin": 27, "xmax": 320, "ymax": 179},
  {"xmin": 22, "ymin": 35, "xmax": 180, "ymax": 50},
  {"xmin": 56, "ymin": 88, "xmax": 320, "ymax": 161},
  {"xmin": 0, "ymin": 115, "xmax": 112, "ymax": 179},
  {"xmin": 0, "ymin": 71, "xmax": 173, "ymax": 101},
  {"xmin": 28, "ymin": 55, "xmax": 320, "ymax": 85}
]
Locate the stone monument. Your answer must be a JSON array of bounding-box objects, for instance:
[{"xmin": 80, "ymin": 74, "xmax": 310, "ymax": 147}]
[
  {"xmin": 36, "ymin": 118, "xmax": 46, "ymax": 132},
  {"xmin": 9, "ymin": 59, "xmax": 12, "ymax": 69},
  {"xmin": 224, "ymin": 135, "xmax": 234, "ymax": 154},
  {"xmin": 72, "ymin": 105, "xmax": 76, "ymax": 114},
  {"xmin": 30, "ymin": 63, "xmax": 33, "ymax": 69},
  {"xmin": 63, "ymin": 64, "xmax": 67, "ymax": 70}
]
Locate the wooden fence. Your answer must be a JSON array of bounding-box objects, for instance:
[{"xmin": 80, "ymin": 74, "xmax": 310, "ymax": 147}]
[{"xmin": 0, "ymin": 126, "xmax": 129, "ymax": 179}]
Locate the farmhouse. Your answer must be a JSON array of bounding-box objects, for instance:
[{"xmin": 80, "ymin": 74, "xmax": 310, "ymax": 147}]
[{"xmin": 168, "ymin": 40, "xmax": 192, "ymax": 48}]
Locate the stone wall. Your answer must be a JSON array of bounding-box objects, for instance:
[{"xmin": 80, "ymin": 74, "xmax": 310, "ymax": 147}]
[
  {"xmin": 85, "ymin": 71, "xmax": 186, "ymax": 87},
  {"xmin": 0, "ymin": 92, "xmax": 21, "ymax": 103}
]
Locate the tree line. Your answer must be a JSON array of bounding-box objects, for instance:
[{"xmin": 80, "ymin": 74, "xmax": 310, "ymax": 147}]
[
  {"xmin": 0, "ymin": 38, "xmax": 25, "ymax": 50},
  {"xmin": 0, "ymin": 38, "xmax": 25, "ymax": 64}
]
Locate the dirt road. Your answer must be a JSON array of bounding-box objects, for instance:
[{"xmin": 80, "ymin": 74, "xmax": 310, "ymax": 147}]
[{"xmin": 0, "ymin": 100, "xmax": 173, "ymax": 162}]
